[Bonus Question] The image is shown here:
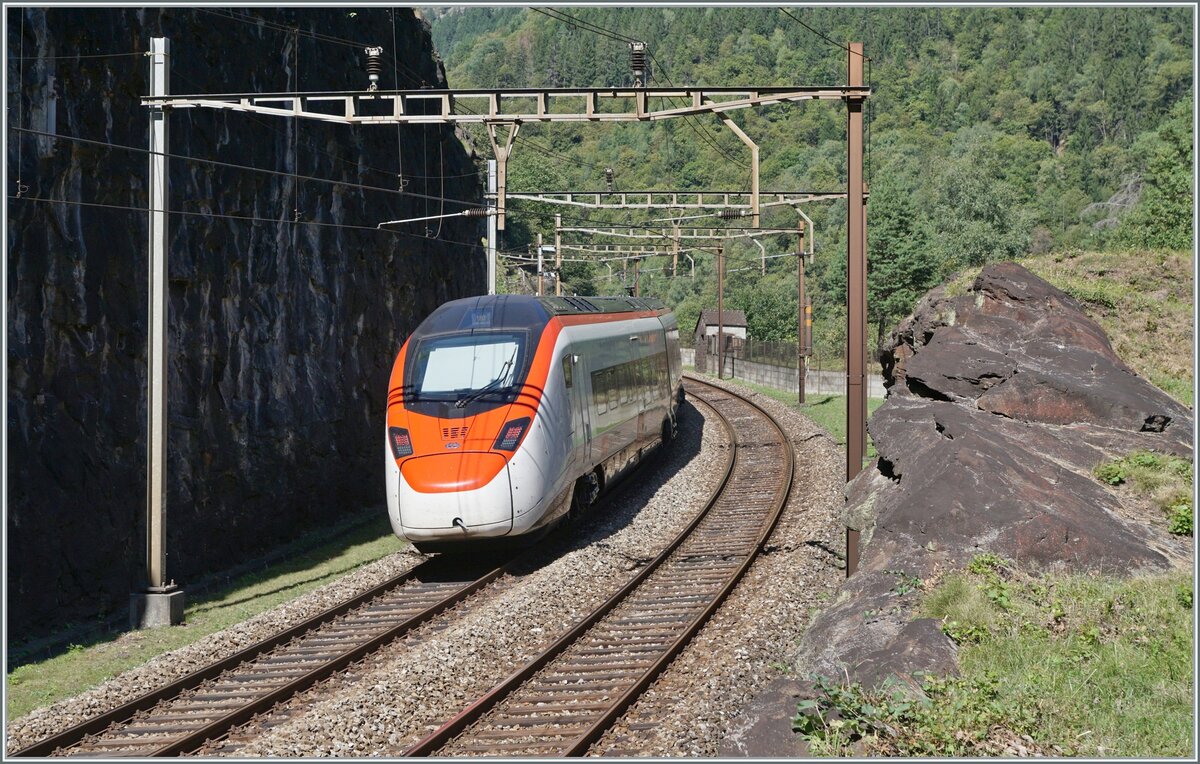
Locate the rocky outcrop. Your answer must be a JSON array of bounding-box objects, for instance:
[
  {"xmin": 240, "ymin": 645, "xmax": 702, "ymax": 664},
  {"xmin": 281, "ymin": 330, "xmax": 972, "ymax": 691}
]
[
  {"xmin": 7, "ymin": 8, "xmax": 484, "ymax": 641},
  {"xmin": 808, "ymin": 262, "xmax": 1192, "ymax": 685},
  {"xmin": 723, "ymin": 263, "xmax": 1192, "ymax": 756}
]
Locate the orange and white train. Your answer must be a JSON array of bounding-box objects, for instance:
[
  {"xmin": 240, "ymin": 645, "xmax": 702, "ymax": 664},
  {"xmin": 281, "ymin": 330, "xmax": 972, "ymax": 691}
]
[{"xmin": 385, "ymin": 294, "xmax": 683, "ymax": 552}]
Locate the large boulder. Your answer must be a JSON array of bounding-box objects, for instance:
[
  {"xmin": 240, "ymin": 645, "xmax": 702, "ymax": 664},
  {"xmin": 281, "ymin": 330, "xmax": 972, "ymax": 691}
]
[
  {"xmin": 806, "ymin": 262, "xmax": 1192, "ymax": 687},
  {"xmin": 726, "ymin": 263, "xmax": 1192, "ymax": 756}
]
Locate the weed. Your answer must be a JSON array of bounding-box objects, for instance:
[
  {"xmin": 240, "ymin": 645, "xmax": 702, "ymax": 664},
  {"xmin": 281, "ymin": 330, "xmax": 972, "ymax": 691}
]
[
  {"xmin": 1093, "ymin": 451, "xmax": 1194, "ymax": 535},
  {"xmin": 1166, "ymin": 495, "xmax": 1192, "ymax": 536},
  {"xmin": 1176, "ymin": 583, "xmax": 1192, "ymax": 610},
  {"xmin": 793, "ymin": 672, "xmax": 1041, "ymax": 756},
  {"xmin": 941, "ymin": 619, "xmax": 990, "ymax": 645},
  {"xmin": 1094, "ymin": 461, "xmax": 1126, "ymax": 485},
  {"xmin": 886, "ymin": 569, "xmax": 924, "ymax": 597}
]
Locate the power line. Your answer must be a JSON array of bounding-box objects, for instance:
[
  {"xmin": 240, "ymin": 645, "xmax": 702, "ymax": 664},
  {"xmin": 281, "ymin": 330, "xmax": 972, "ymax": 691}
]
[
  {"xmin": 8, "ymin": 193, "xmax": 486, "ymax": 248},
  {"xmin": 526, "ymin": 8, "xmax": 748, "ymax": 174},
  {"xmin": 168, "ymin": 69, "xmax": 479, "ymax": 182},
  {"xmin": 197, "ymin": 8, "xmax": 432, "ymax": 86},
  {"xmin": 9, "ymin": 126, "xmax": 481, "ymax": 208},
  {"xmin": 10, "ymin": 50, "xmax": 148, "ymax": 60},
  {"xmin": 777, "ymin": 7, "xmax": 871, "ymax": 61}
]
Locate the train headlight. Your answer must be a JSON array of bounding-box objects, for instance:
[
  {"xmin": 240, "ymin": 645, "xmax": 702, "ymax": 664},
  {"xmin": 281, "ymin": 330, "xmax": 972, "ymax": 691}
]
[
  {"xmin": 389, "ymin": 427, "xmax": 414, "ymax": 458},
  {"xmin": 493, "ymin": 417, "xmax": 531, "ymax": 452}
]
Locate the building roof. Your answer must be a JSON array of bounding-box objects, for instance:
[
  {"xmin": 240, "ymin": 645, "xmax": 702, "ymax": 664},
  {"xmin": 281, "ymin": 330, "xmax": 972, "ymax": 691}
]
[{"xmin": 695, "ymin": 309, "xmax": 748, "ymax": 333}]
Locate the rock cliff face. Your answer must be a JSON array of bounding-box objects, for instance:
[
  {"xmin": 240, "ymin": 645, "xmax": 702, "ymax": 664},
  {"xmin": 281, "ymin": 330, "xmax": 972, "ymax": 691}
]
[{"xmin": 7, "ymin": 8, "xmax": 484, "ymax": 640}]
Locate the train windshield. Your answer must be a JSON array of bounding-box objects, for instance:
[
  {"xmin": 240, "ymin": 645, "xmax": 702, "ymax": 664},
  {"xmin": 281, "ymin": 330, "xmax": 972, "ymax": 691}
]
[{"xmin": 408, "ymin": 332, "xmax": 526, "ymax": 406}]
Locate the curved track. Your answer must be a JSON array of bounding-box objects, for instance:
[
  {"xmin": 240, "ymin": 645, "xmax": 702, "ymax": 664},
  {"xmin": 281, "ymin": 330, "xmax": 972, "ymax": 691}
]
[
  {"xmin": 12, "ymin": 556, "xmax": 509, "ymax": 758},
  {"xmin": 13, "ymin": 375, "xmax": 794, "ymax": 758},
  {"xmin": 405, "ymin": 375, "xmax": 794, "ymax": 757}
]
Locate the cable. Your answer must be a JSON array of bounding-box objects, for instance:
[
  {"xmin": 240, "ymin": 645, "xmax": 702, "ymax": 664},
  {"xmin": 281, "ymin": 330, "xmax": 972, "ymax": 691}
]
[
  {"xmin": 778, "ymin": 8, "xmax": 871, "ymax": 61},
  {"xmin": 15, "ymin": 9, "xmax": 26, "ymax": 197},
  {"xmin": 9, "ymin": 193, "xmax": 488, "ymax": 248},
  {"xmin": 10, "ymin": 50, "xmax": 148, "ymax": 60},
  {"xmin": 198, "ymin": 8, "xmax": 431, "ymax": 86},
  {"xmin": 532, "ymin": 8, "xmax": 747, "ymax": 170},
  {"xmin": 169, "ymin": 69, "xmax": 476, "ymax": 182},
  {"xmin": 9, "ymin": 126, "xmax": 480, "ymax": 208}
]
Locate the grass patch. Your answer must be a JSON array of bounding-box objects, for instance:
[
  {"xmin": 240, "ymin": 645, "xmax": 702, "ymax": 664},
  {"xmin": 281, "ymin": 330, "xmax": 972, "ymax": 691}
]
[
  {"xmin": 796, "ymin": 558, "xmax": 1194, "ymax": 757},
  {"xmin": 6, "ymin": 515, "xmax": 406, "ymax": 720},
  {"xmin": 1094, "ymin": 450, "xmax": 1193, "ymax": 536},
  {"xmin": 736, "ymin": 379, "xmax": 885, "ymax": 458}
]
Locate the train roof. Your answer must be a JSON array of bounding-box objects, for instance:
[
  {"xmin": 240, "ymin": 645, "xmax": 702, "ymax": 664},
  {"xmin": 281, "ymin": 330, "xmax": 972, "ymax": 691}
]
[
  {"xmin": 537, "ymin": 295, "xmax": 668, "ymax": 316},
  {"xmin": 414, "ymin": 295, "xmax": 671, "ymax": 339}
]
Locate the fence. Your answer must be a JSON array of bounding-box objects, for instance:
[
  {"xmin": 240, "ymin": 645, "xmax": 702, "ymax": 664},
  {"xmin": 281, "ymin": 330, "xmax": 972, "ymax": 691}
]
[{"xmin": 681, "ymin": 345, "xmax": 887, "ymax": 398}]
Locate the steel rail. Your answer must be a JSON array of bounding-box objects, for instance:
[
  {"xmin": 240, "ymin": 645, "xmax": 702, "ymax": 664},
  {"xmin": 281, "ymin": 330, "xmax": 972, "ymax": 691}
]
[
  {"xmin": 405, "ymin": 376, "xmax": 794, "ymax": 757},
  {"xmin": 10, "ymin": 559, "xmax": 507, "ymax": 758},
  {"xmin": 560, "ymin": 378, "xmax": 795, "ymax": 755}
]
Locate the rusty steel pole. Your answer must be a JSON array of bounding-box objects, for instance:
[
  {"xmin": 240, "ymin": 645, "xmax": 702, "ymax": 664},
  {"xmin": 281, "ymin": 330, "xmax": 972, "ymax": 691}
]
[
  {"xmin": 672, "ymin": 225, "xmax": 680, "ymax": 277},
  {"xmin": 846, "ymin": 41, "xmax": 867, "ymax": 578},
  {"xmin": 798, "ymin": 222, "xmax": 807, "ymax": 404},
  {"xmin": 554, "ymin": 214, "xmax": 562, "ymax": 296},
  {"xmin": 717, "ymin": 243, "xmax": 725, "ymax": 380},
  {"xmin": 537, "ymin": 232, "xmax": 544, "ymax": 296}
]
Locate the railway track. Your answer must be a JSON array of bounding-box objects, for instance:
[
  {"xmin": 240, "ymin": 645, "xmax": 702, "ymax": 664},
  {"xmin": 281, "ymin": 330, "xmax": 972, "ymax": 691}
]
[
  {"xmin": 404, "ymin": 375, "xmax": 794, "ymax": 757},
  {"xmin": 10, "ymin": 555, "xmax": 510, "ymax": 758},
  {"xmin": 13, "ymin": 376, "xmax": 793, "ymax": 758}
]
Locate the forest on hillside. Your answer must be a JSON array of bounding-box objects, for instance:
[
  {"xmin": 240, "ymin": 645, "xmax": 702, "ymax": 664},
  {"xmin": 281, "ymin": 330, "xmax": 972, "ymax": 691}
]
[{"xmin": 426, "ymin": 6, "xmax": 1193, "ymax": 355}]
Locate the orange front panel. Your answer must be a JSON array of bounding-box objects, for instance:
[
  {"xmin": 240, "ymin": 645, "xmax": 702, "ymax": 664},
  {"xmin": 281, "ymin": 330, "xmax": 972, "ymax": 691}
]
[{"xmin": 401, "ymin": 452, "xmax": 508, "ymax": 493}]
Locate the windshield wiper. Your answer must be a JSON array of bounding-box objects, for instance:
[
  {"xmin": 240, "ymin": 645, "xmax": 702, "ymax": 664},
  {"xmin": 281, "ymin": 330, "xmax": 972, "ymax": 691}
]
[{"xmin": 455, "ymin": 349, "xmax": 518, "ymax": 409}]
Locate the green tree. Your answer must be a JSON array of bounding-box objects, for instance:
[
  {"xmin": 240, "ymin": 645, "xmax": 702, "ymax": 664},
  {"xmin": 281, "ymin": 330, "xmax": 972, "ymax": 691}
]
[
  {"xmin": 868, "ymin": 173, "xmax": 939, "ymax": 342},
  {"xmin": 1114, "ymin": 99, "xmax": 1193, "ymax": 250}
]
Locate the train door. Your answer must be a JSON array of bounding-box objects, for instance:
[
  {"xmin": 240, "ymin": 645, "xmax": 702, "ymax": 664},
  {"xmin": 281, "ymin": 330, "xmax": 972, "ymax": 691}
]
[{"xmin": 562, "ymin": 352, "xmax": 590, "ymax": 475}]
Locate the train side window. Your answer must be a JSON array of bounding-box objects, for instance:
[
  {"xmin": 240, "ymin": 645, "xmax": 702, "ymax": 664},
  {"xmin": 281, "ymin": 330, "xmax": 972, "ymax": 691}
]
[
  {"xmin": 562, "ymin": 355, "xmax": 573, "ymax": 389},
  {"xmin": 593, "ymin": 370, "xmax": 607, "ymax": 414},
  {"xmin": 608, "ymin": 368, "xmax": 618, "ymax": 410},
  {"xmin": 619, "ymin": 364, "xmax": 630, "ymax": 404}
]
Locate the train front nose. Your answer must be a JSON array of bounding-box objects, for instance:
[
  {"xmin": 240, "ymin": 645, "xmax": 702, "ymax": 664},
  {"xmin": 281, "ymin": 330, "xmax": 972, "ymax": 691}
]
[{"xmin": 392, "ymin": 452, "xmax": 514, "ymax": 540}]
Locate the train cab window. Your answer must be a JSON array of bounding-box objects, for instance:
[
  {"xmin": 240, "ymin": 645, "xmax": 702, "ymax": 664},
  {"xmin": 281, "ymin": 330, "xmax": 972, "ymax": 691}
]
[{"xmin": 562, "ymin": 355, "xmax": 573, "ymax": 389}]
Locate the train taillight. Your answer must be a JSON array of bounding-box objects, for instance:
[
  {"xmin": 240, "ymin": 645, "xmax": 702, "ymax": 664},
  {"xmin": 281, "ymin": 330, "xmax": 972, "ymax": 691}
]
[
  {"xmin": 492, "ymin": 417, "xmax": 531, "ymax": 452},
  {"xmin": 389, "ymin": 427, "xmax": 414, "ymax": 458}
]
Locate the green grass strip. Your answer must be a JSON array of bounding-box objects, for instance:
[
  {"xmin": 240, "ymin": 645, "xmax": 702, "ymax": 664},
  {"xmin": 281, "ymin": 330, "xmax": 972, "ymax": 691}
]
[{"xmin": 6, "ymin": 515, "xmax": 406, "ymax": 720}]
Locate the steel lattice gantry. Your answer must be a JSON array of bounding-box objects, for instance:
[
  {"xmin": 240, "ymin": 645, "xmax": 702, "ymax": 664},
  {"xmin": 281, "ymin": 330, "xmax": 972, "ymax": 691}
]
[{"xmin": 143, "ymin": 85, "xmax": 870, "ymax": 124}]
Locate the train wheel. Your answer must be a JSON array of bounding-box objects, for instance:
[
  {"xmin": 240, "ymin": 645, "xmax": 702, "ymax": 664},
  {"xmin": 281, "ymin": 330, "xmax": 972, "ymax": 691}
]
[
  {"xmin": 569, "ymin": 470, "xmax": 601, "ymax": 522},
  {"xmin": 661, "ymin": 416, "xmax": 677, "ymax": 444}
]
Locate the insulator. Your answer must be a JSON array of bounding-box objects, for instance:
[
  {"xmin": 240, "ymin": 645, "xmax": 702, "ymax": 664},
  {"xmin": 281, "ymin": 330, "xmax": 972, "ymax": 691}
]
[
  {"xmin": 719, "ymin": 209, "xmax": 749, "ymax": 219},
  {"xmin": 629, "ymin": 41, "xmax": 647, "ymax": 86},
  {"xmin": 604, "ymin": 167, "xmax": 614, "ymax": 192},
  {"xmin": 463, "ymin": 208, "xmax": 491, "ymax": 218},
  {"xmin": 364, "ymin": 46, "xmax": 383, "ymax": 91}
]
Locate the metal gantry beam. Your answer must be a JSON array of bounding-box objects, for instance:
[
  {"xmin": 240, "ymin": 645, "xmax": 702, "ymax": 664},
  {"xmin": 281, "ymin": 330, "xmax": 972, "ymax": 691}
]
[
  {"xmin": 506, "ymin": 190, "xmax": 845, "ymax": 210},
  {"xmin": 558, "ymin": 226, "xmax": 797, "ymax": 240},
  {"xmin": 143, "ymin": 86, "xmax": 871, "ymax": 125}
]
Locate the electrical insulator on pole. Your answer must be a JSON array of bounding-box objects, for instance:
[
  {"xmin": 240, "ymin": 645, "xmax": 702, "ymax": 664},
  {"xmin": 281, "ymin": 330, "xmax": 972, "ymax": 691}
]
[
  {"xmin": 605, "ymin": 167, "xmax": 614, "ymax": 192},
  {"xmin": 629, "ymin": 41, "xmax": 648, "ymax": 87},
  {"xmin": 364, "ymin": 47, "xmax": 383, "ymax": 91}
]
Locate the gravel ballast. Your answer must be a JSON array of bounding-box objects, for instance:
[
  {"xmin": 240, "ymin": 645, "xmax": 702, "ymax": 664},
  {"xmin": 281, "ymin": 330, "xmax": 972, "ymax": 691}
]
[{"xmin": 7, "ymin": 377, "xmax": 848, "ymax": 757}]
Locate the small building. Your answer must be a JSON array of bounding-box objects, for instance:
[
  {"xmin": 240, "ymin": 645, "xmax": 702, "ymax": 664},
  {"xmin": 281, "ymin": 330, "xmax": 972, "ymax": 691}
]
[{"xmin": 693, "ymin": 309, "xmax": 748, "ymax": 373}]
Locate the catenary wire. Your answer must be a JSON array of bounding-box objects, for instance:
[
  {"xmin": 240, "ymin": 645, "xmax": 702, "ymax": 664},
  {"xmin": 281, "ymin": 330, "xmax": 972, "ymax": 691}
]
[
  {"xmin": 9, "ymin": 126, "xmax": 481, "ymax": 209},
  {"xmin": 8, "ymin": 193, "xmax": 488, "ymax": 248}
]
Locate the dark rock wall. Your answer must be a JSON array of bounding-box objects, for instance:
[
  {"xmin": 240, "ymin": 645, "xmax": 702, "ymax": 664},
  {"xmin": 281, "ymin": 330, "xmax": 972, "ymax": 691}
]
[{"xmin": 7, "ymin": 7, "xmax": 484, "ymax": 640}]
